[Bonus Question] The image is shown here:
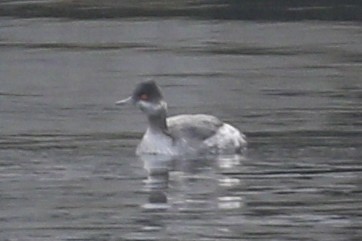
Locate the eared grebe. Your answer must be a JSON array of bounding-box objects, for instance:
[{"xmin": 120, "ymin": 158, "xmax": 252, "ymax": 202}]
[{"xmin": 116, "ymin": 81, "xmax": 246, "ymax": 156}]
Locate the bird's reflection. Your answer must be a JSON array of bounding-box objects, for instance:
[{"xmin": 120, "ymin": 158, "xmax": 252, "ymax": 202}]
[
  {"xmin": 140, "ymin": 154, "xmax": 247, "ymax": 211},
  {"xmin": 141, "ymin": 155, "xmax": 172, "ymax": 210}
]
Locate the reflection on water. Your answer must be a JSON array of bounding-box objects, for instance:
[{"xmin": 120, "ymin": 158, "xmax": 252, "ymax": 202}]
[
  {"xmin": 141, "ymin": 154, "xmax": 245, "ymax": 212},
  {"xmin": 0, "ymin": 13, "xmax": 362, "ymax": 241}
]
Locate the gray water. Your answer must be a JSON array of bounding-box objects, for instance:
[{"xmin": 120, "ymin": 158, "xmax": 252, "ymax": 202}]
[{"xmin": 1, "ymin": 17, "xmax": 362, "ymax": 241}]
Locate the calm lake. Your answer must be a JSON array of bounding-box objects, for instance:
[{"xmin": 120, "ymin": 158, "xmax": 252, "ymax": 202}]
[{"xmin": 1, "ymin": 2, "xmax": 362, "ymax": 241}]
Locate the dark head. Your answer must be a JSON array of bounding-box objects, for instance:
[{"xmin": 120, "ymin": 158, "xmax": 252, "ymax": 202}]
[
  {"xmin": 132, "ymin": 80, "xmax": 163, "ymax": 104},
  {"xmin": 116, "ymin": 81, "xmax": 168, "ymax": 118}
]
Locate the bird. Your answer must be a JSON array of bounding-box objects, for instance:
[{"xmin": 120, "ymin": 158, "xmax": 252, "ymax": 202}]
[{"xmin": 116, "ymin": 80, "xmax": 246, "ymax": 156}]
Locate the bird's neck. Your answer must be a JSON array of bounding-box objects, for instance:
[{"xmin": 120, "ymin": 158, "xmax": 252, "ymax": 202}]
[{"xmin": 147, "ymin": 109, "xmax": 168, "ymax": 132}]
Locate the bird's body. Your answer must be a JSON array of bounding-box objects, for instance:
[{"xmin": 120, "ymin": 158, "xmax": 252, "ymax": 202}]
[{"xmin": 116, "ymin": 81, "xmax": 246, "ymax": 156}]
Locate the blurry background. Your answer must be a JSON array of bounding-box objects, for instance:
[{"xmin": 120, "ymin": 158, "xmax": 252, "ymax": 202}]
[{"xmin": 0, "ymin": 1, "xmax": 361, "ymax": 241}]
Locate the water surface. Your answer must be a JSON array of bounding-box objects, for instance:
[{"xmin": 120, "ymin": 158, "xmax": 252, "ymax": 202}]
[{"xmin": 1, "ymin": 16, "xmax": 362, "ymax": 241}]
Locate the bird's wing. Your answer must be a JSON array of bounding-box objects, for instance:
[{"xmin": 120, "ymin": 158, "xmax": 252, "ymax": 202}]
[{"xmin": 167, "ymin": 114, "xmax": 223, "ymax": 141}]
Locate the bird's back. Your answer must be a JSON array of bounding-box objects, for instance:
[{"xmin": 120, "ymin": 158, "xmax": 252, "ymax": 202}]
[
  {"xmin": 167, "ymin": 114, "xmax": 223, "ymax": 141},
  {"xmin": 167, "ymin": 114, "xmax": 246, "ymax": 155}
]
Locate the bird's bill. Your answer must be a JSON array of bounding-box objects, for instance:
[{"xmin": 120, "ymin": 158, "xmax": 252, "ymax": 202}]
[{"xmin": 115, "ymin": 96, "xmax": 133, "ymax": 105}]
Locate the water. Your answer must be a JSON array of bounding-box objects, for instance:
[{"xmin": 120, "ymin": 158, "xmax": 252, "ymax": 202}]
[{"xmin": 1, "ymin": 14, "xmax": 362, "ymax": 241}]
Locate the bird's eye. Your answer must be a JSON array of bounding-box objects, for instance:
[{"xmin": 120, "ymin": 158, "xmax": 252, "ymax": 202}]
[{"xmin": 140, "ymin": 94, "xmax": 148, "ymax": 100}]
